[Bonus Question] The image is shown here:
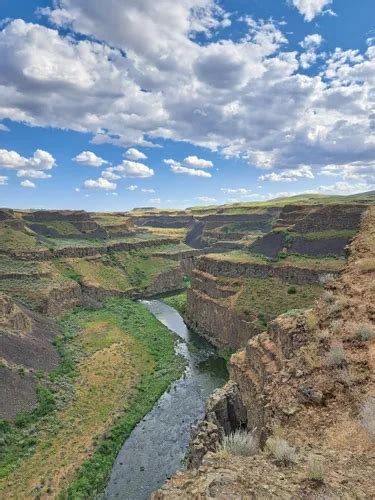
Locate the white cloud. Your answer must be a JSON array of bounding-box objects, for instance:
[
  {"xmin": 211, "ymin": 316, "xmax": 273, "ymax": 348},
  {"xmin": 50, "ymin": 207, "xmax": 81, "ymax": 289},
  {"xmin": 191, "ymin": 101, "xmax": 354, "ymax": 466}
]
[
  {"xmin": 0, "ymin": 175, "xmax": 8, "ymax": 185},
  {"xmin": 101, "ymin": 169, "xmax": 121, "ymax": 181},
  {"xmin": 125, "ymin": 148, "xmax": 147, "ymax": 160},
  {"xmin": 170, "ymin": 163, "xmax": 212, "ymax": 178},
  {"xmin": 127, "ymin": 184, "xmax": 138, "ymax": 191},
  {"xmin": 75, "ymin": 187, "xmax": 80, "ymax": 192},
  {"xmin": 84, "ymin": 177, "xmax": 117, "ymax": 190},
  {"xmin": 111, "ymin": 160, "xmax": 154, "ymax": 178},
  {"xmin": 320, "ymin": 161, "xmax": 375, "ymax": 182},
  {"xmin": 149, "ymin": 198, "xmax": 161, "ymax": 204},
  {"xmin": 141, "ymin": 188, "xmax": 155, "ymax": 193},
  {"xmin": 318, "ymin": 181, "xmax": 372, "ymax": 194},
  {"xmin": 196, "ymin": 196, "xmax": 216, "ymax": 202},
  {"xmin": 300, "ymin": 34, "xmax": 323, "ymax": 50},
  {"xmin": 0, "ymin": 5, "xmax": 372, "ymax": 184},
  {"xmin": 184, "ymin": 155, "xmax": 213, "ymax": 168},
  {"xmin": 289, "ymin": 0, "xmax": 334, "ymax": 22},
  {"xmin": 0, "ymin": 124, "xmax": 9, "ymax": 132},
  {"xmin": 0, "ymin": 149, "xmax": 55, "ymax": 170},
  {"xmin": 20, "ymin": 179, "xmax": 35, "ymax": 188},
  {"xmin": 73, "ymin": 151, "xmax": 108, "ymax": 167},
  {"xmin": 259, "ymin": 165, "xmax": 315, "ymax": 182},
  {"xmin": 221, "ymin": 187, "xmax": 252, "ymax": 194},
  {"xmin": 16, "ymin": 169, "xmax": 52, "ymax": 179}
]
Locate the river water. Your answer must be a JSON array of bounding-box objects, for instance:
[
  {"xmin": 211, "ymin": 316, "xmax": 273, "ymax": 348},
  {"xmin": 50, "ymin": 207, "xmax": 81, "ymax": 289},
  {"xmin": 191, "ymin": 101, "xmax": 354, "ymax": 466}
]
[{"xmin": 105, "ymin": 299, "xmax": 227, "ymax": 500}]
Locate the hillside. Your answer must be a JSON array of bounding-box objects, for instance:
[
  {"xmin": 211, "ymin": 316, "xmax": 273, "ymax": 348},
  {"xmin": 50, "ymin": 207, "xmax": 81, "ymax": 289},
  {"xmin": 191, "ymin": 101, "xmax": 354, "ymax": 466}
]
[{"xmin": 153, "ymin": 206, "xmax": 375, "ymax": 498}]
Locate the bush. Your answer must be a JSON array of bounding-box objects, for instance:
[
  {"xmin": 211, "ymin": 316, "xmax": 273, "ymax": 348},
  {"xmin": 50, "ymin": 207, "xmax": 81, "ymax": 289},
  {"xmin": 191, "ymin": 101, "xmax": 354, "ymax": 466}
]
[
  {"xmin": 322, "ymin": 290, "xmax": 335, "ymax": 304},
  {"xmin": 326, "ymin": 343, "xmax": 346, "ymax": 368},
  {"xmin": 331, "ymin": 319, "xmax": 343, "ymax": 336},
  {"xmin": 219, "ymin": 429, "xmax": 258, "ymax": 457},
  {"xmin": 266, "ymin": 436, "xmax": 297, "ymax": 465},
  {"xmin": 287, "ymin": 286, "xmax": 297, "ymax": 295},
  {"xmin": 361, "ymin": 397, "xmax": 375, "ymax": 440},
  {"xmin": 307, "ymin": 456, "xmax": 324, "ymax": 482},
  {"xmin": 355, "ymin": 323, "xmax": 374, "ymax": 341}
]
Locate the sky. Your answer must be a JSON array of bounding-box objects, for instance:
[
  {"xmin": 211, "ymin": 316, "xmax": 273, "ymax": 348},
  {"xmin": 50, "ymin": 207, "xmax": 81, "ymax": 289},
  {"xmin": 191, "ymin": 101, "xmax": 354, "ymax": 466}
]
[{"xmin": 0, "ymin": 0, "xmax": 374, "ymax": 211}]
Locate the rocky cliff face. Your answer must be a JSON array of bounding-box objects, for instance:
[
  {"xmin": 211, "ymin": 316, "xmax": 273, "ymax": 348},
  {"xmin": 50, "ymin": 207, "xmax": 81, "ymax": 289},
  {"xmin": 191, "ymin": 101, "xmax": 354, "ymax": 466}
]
[{"xmin": 152, "ymin": 206, "xmax": 375, "ymax": 499}]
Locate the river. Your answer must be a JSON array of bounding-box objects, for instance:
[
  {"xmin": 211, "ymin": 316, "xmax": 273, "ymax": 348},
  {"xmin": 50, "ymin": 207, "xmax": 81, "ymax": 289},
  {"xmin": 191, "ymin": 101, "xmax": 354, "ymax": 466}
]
[{"xmin": 105, "ymin": 299, "xmax": 228, "ymax": 500}]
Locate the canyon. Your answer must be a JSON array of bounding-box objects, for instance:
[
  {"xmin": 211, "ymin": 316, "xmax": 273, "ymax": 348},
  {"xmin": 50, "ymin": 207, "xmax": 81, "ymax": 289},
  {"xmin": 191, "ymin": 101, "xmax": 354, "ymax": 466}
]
[{"xmin": 0, "ymin": 191, "xmax": 374, "ymax": 498}]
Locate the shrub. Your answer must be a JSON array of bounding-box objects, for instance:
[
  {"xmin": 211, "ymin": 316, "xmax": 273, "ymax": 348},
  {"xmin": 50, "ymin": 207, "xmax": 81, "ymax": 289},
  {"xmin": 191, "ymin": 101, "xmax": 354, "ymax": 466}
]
[
  {"xmin": 219, "ymin": 429, "xmax": 258, "ymax": 457},
  {"xmin": 304, "ymin": 311, "xmax": 318, "ymax": 331},
  {"xmin": 266, "ymin": 436, "xmax": 296, "ymax": 465},
  {"xmin": 361, "ymin": 397, "xmax": 375, "ymax": 440},
  {"xmin": 316, "ymin": 329, "xmax": 330, "ymax": 342},
  {"xmin": 326, "ymin": 343, "xmax": 346, "ymax": 368},
  {"xmin": 355, "ymin": 323, "xmax": 374, "ymax": 341},
  {"xmin": 331, "ymin": 319, "xmax": 343, "ymax": 336},
  {"xmin": 322, "ymin": 290, "xmax": 335, "ymax": 304},
  {"xmin": 307, "ymin": 456, "xmax": 324, "ymax": 482},
  {"xmin": 287, "ymin": 286, "xmax": 297, "ymax": 295}
]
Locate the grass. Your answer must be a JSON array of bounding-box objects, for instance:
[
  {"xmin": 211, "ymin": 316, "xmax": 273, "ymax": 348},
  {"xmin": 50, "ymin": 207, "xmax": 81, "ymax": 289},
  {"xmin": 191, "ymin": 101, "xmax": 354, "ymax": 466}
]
[
  {"xmin": 266, "ymin": 436, "xmax": 297, "ymax": 466},
  {"xmin": 143, "ymin": 227, "xmax": 187, "ymax": 238},
  {"xmin": 230, "ymin": 277, "xmax": 323, "ymax": 329},
  {"xmin": 218, "ymin": 429, "xmax": 258, "ymax": 457},
  {"xmin": 207, "ymin": 251, "xmax": 345, "ymax": 271},
  {"xmin": 0, "ymin": 298, "xmax": 185, "ymax": 499},
  {"xmin": 354, "ymin": 323, "xmax": 374, "ymax": 341},
  {"xmin": 0, "ymin": 225, "xmax": 39, "ymax": 251},
  {"xmin": 296, "ymin": 229, "xmax": 357, "ymax": 241},
  {"xmin": 307, "ymin": 456, "xmax": 324, "ymax": 482},
  {"xmin": 35, "ymin": 221, "xmax": 81, "ymax": 236},
  {"xmin": 0, "ymin": 255, "xmax": 44, "ymax": 274},
  {"xmin": 163, "ymin": 291, "xmax": 187, "ymax": 316}
]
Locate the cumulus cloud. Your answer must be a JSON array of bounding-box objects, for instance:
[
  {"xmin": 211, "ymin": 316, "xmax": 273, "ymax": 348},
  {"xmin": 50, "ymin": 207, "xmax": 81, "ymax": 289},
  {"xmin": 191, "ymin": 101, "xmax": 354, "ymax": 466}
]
[
  {"xmin": 20, "ymin": 179, "xmax": 35, "ymax": 188},
  {"xmin": 73, "ymin": 151, "xmax": 108, "ymax": 167},
  {"xmin": 101, "ymin": 169, "xmax": 121, "ymax": 181},
  {"xmin": 259, "ymin": 165, "xmax": 314, "ymax": 182},
  {"xmin": 111, "ymin": 160, "xmax": 154, "ymax": 178},
  {"xmin": 0, "ymin": 175, "xmax": 8, "ymax": 185},
  {"xmin": 289, "ymin": 0, "xmax": 334, "ymax": 22},
  {"xmin": 317, "ymin": 181, "xmax": 372, "ymax": 194},
  {"xmin": 149, "ymin": 198, "xmax": 161, "ymax": 204},
  {"xmin": 16, "ymin": 169, "xmax": 52, "ymax": 179},
  {"xmin": 320, "ymin": 161, "xmax": 375, "ymax": 182},
  {"xmin": 0, "ymin": 149, "xmax": 55, "ymax": 170},
  {"xmin": 184, "ymin": 155, "xmax": 213, "ymax": 168},
  {"xmin": 169, "ymin": 163, "xmax": 212, "ymax": 177},
  {"xmin": 126, "ymin": 184, "xmax": 138, "ymax": 191},
  {"xmin": 84, "ymin": 177, "xmax": 117, "ymax": 190},
  {"xmin": 0, "ymin": 3, "xmax": 372, "ymax": 183},
  {"xmin": 125, "ymin": 148, "xmax": 147, "ymax": 160},
  {"xmin": 141, "ymin": 188, "xmax": 155, "ymax": 193},
  {"xmin": 221, "ymin": 187, "xmax": 252, "ymax": 194},
  {"xmin": 0, "ymin": 124, "xmax": 9, "ymax": 132}
]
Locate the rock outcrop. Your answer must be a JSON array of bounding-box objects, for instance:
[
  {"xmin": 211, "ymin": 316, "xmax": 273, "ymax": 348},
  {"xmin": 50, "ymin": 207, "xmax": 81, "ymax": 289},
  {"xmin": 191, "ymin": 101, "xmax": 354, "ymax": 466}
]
[{"xmin": 152, "ymin": 206, "xmax": 375, "ymax": 499}]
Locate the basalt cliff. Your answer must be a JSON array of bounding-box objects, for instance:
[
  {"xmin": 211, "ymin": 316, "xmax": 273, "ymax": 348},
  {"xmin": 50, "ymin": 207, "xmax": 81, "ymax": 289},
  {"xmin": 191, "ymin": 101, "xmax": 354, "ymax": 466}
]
[{"xmin": 153, "ymin": 206, "xmax": 375, "ymax": 498}]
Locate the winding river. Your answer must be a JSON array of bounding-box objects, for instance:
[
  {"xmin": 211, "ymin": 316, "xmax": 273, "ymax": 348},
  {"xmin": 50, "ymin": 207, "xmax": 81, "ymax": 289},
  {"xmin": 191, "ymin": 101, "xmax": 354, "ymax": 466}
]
[{"xmin": 106, "ymin": 299, "xmax": 228, "ymax": 500}]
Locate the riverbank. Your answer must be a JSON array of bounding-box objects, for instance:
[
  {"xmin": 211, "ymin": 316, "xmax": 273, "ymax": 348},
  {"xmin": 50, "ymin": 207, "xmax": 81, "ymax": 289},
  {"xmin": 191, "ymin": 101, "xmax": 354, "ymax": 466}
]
[{"xmin": 0, "ymin": 298, "xmax": 186, "ymax": 499}]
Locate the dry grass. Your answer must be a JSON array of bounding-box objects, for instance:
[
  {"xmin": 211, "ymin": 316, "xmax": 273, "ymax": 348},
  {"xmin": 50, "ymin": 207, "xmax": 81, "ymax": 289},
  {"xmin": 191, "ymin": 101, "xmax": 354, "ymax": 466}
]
[
  {"xmin": 218, "ymin": 429, "xmax": 258, "ymax": 457},
  {"xmin": 306, "ymin": 455, "xmax": 324, "ymax": 482},
  {"xmin": 326, "ymin": 343, "xmax": 346, "ymax": 368},
  {"xmin": 357, "ymin": 257, "xmax": 375, "ymax": 273},
  {"xmin": 266, "ymin": 436, "xmax": 297, "ymax": 466}
]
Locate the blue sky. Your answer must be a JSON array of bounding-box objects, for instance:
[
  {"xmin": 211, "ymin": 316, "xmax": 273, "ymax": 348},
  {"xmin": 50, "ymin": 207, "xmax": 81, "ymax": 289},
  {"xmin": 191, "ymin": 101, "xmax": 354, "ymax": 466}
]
[{"xmin": 0, "ymin": 0, "xmax": 374, "ymax": 210}]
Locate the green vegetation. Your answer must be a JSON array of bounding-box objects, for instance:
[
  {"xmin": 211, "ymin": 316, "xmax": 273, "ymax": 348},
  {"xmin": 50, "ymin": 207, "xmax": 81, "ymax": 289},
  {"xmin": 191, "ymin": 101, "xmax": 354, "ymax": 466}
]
[
  {"xmin": 228, "ymin": 277, "xmax": 323, "ymax": 328},
  {"xmin": 0, "ymin": 225, "xmax": 39, "ymax": 251},
  {"xmin": 293, "ymin": 229, "xmax": 356, "ymax": 240},
  {"xmin": 208, "ymin": 251, "xmax": 345, "ymax": 271},
  {"xmin": 35, "ymin": 220, "xmax": 81, "ymax": 236},
  {"xmin": 163, "ymin": 291, "xmax": 187, "ymax": 316},
  {"xmin": 0, "ymin": 298, "xmax": 185, "ymax": 499}
]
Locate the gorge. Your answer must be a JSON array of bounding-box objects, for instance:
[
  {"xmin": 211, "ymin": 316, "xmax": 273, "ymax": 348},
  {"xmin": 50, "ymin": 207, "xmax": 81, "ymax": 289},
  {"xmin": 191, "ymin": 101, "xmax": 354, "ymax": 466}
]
[{"xmin": 0, "ymin": 192, "xmax": 374, "ymax": 498}]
